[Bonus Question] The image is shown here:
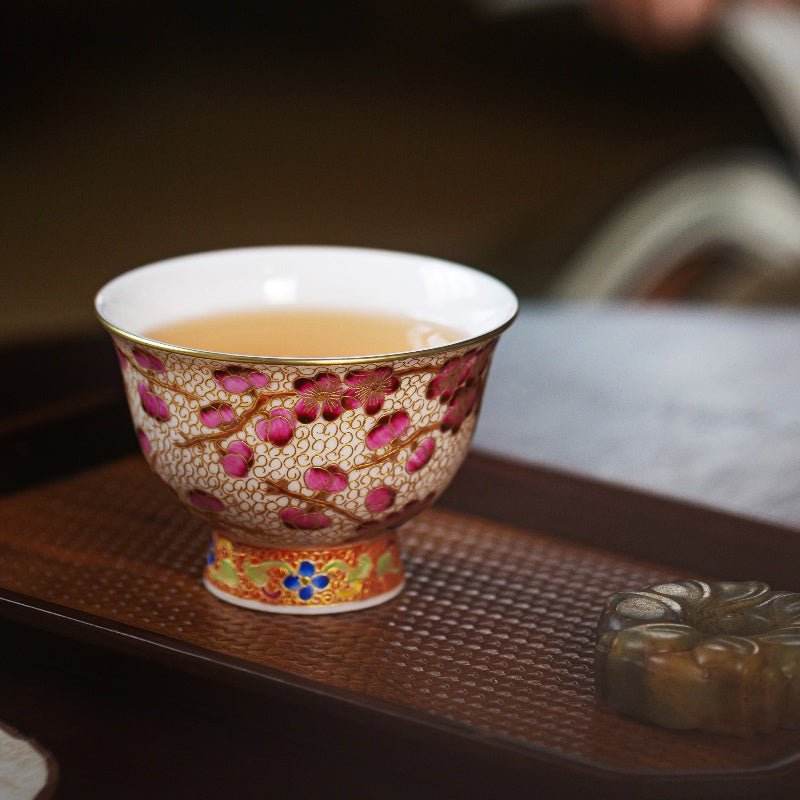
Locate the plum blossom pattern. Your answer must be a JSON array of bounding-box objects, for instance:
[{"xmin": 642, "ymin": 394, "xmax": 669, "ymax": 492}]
[
  {"xmin": 440, "ymin": 383, "xmax": 479, "ymax": 434},
  {"xmin": 132, "ymin": 349, "xmax": 166, "ymax": 372},
  {"xmin": 119, "ymin": 330, "xmax": 498, "ymax": 549},
  {"xmin": 365, "ymin": 484, "xmax": 396, "ymax": 514},
  {"xmin": 214, "ymin": 366, "xmax": 269, "ymax": 393},
  {"xmin": 115, "ymin": 345, "xmax": 128, "ymax": 370},
  {"xmin": 221, "ymin": 441, "xmax": 253, "ymax": 478},
  {"xmin": 366, "ymin": 410, "xmax": 410, "ymax": 450},
  {"xmin": 294, "ymin": 372, "xmax": 346, "ymax": 423},
  {"xmin": 255, "ymin": 407, "xmax": 295, "ymax": 447},
  {"xmin": 465, "ymin": 342, "xmax": 495, "ymax": 383},
  {"xmin": 385, "ymin": 492, "xmax": 436, "ymax": 528},
  {"xmin": 406, "ymin": 437, "xmax": 435, "ymax": 473},
  {"xmin": 138, "ymin": 382, "xmax": 169, "ymax": 422},
  {"xmin": 305, "ymin": 464, "xmax": 348, "ymax": 493},
  {"xmin": 188, "ymin": 489, "xmax": 225, "ymax": 512},
  {"xmin": 282, "ymin": 560, "xmax": 330, "ymax": 601},
  {"xmin": 200, "ymin": 403, "xmax": 235, "ymax": 428},
  {"xmin": 426, "ymin": 354, "xmax": 472, "ymax": 403},
  {"xmin": 358, "ymin": 491, "xmax": 436, "ymax": 534},
  {"xmin": 342, "ymin": 367, "xmax": 400, "ymax": 415},
  {"xmin": 280, "ymin": 506, "xmax": 331, "ymax": 530},
  {"xmin": 427, "ymin": 343, "xmax": 493, "ymax": 434},
  {"xmin": 136, "ymin": 427, "xmax": 151, "ymax": 455}
]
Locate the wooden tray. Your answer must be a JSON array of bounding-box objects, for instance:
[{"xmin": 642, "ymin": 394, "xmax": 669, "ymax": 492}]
[{"xmin": 1, "ymin": 454, "xmax": 799, "ymax": 798}]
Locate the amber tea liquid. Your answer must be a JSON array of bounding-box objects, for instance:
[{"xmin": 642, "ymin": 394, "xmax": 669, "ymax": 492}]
[{"xmin": 146, "ymin": 308, "xmax": 466, "ymax": 358}]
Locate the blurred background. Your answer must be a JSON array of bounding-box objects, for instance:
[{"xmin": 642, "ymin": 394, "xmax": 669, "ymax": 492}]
[{"xmin": 3, "ymin": 0, "xmax": 800, "ymax": 345}]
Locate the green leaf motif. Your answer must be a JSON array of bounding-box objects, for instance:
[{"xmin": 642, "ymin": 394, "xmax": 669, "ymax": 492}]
[
  {"xmin": 212, "ymin": 559, "xmax": 239, "ymax": 587},
  {"xmin": 351, "ymin": 554, "xmax": 372, "ymax": 581},
  {"xmin": 377, "ymin": 550, "xmax": 400, "ymax": 578},
  {"xmin": 245, "ymin": 560, "xmax": 294, "ymax": 586},
  {"xmin": 324, "ymin": 554, "xmax": 373, "ymax": 582}
]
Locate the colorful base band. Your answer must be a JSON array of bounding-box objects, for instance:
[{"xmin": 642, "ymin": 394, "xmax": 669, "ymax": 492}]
[{"xmin": 203, "ymin": 531, "xmax": 405, "ymax": 614}]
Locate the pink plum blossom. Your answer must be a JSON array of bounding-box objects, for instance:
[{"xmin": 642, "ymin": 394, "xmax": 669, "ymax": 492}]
[
  {"xmin": 138, "ymin": 382, "xmax": 169, "ymax": 422},
  {"xmin": 221, "ymin": 440, "xmax": 253, "ymax": 478},
  {"xmin": 406, "ymin": 437, "xmax": 435, "ymax": 473},
  {"xmin": 358, "ymin": 490, "xmax": 435, "ymax": 534},
  {"xmin": 279, "ymin": 506, "xmax": 331, "ymax": 530},
  {"xmin": 427, "ymin": 343, "xmax": 495, "ymax": 409},
  {"xmin": 136, "ymin": 427, "xmax": 151, "ymax": 455},
  {"xmin": 255, "ymin": 407, "xmax": 295, "ymax": 447},
  {"xmin": 213, "ymin": 366, "xmax": 269, "ymax": 393},
  {"xmin": 385, "ymin": 492, "xmax": 435, "ymax": 528},
  {"xmin": 426, "ymin": 355, "xmax": 473, "ymax": 403},
  {"xmin": 132, "ymin": 349, "xmax": 166, "ymax": 372},
  {"xmin": 342, "ymin": 367, "xmax": 400, "ymax": 415},
  {"xmin": 115, "ymin": 345, "xmax": 128, "ymax": 370},
  {"xmin": 441, "ymin": 384, "xmax": 479, "ymax": 433},
  {"xmin": 465, "ymin": 342, "xmax": 495, "ymax": 383},
  {"xmin": 365, "ymin": 409, "xmax": 410, "ymax": 450},
  {"xmin": 294, "ymin": 372, "xmax": 346, "ymax": 423},
  {"xmin": 305, "ymin": 464, "xmax": 348, "ymax": 493},
  {"xmin": 365, "ymin": 484, "xmax": 396, "ymax": 514},
  {"xmin": 200, "ymin": 403, "xmax": 235, "ymax": 428},
  {"xmin": 188, "ymin": 489, "xmax": 225, "ymax": 512}
]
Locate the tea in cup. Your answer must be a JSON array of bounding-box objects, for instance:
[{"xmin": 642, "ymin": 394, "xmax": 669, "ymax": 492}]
[{"xmin": 95, "ymin": 246, "xmax": 517, "ymax": 613}]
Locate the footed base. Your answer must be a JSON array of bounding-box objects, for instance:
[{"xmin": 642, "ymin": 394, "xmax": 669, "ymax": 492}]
[{"xmin": 203, "ymin": 531, "xmax": 405, "ymax": 614}]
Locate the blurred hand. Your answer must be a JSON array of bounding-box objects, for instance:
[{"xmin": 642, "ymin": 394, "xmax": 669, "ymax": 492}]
[{"xmin": 588, "ymin": 0, "xmax": 795, "ymax": 49}]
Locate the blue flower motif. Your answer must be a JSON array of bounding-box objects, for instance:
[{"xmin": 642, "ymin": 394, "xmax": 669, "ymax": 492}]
[{"xmin": 282, "ymin": 560, "xmax": 330, "ymax": 601}]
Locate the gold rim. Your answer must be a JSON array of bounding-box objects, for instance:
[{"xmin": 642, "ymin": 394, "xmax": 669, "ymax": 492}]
[{"xmin": 95, "ymin": 308, "xmax": 518, "ymax": 366}]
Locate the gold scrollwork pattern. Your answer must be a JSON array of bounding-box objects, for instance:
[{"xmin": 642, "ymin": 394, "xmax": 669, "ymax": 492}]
[{"xmin": 114, "ymin": 336, "xmax": 497, "ymax": 549}]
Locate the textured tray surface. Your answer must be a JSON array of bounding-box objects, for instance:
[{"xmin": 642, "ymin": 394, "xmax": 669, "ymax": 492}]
[{"xmin": 1, "ymin": 456, "xmax": 799, "ymax": 779}]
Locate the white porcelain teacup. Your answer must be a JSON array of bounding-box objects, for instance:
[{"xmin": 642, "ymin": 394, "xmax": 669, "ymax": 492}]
[{"xmin": 95, "ymin": 246, "xmax": 517, "ymax": 613}]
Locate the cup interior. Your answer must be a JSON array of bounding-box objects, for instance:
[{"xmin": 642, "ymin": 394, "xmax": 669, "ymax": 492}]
[{"xmin": 95, "ymin": 246, "xmax": 518, "ymax": 360}]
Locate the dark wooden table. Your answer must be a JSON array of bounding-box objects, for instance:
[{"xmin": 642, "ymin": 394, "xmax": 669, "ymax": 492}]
[{"xmin": 1, "ymin": 303, "xmax": 799, "ymax": 799}]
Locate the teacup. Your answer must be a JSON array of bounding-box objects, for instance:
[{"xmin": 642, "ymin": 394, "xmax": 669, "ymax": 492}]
[{"xmin": 95, "ymin": 246, "xmax": 517, "ymax": 613}]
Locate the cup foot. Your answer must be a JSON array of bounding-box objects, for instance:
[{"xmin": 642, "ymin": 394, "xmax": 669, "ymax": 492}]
[{"xmin": 203, "ymin": 530, "xmax": 405, "ymax": 614}]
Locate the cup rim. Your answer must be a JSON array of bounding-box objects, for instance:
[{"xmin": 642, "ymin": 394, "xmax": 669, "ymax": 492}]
[{"xmin": 95, "ymin": 245, "xmax": 518, "ymax": 366}]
